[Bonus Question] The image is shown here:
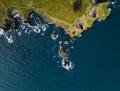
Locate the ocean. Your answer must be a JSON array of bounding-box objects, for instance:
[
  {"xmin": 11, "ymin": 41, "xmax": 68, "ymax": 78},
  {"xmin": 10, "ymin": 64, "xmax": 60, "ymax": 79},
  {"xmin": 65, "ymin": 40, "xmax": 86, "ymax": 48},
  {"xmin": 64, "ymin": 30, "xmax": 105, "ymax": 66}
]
[{"xmin": 0, "ymin": 0, "xmax": 120, "ymax": 91}]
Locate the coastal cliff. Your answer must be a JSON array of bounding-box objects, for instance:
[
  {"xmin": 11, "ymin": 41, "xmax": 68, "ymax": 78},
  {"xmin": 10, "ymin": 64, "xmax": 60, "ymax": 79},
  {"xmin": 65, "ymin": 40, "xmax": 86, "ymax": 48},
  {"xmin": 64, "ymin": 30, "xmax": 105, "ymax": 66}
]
[{"xmin": 0, "ymin": 0, "xmax": 111, "ymax": 37}]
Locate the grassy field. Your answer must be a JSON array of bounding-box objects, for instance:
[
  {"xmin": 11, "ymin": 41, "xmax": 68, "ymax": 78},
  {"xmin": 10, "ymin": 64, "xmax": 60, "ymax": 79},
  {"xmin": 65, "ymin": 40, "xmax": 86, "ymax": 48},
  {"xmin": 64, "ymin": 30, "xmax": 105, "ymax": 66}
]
[
  {"xmin": 0, "ymin": 0, "xmax": 90, "ymax": 23},
  {"xmin": 0, "ymin": 0, "xmax": 110, "ymax": 37}
]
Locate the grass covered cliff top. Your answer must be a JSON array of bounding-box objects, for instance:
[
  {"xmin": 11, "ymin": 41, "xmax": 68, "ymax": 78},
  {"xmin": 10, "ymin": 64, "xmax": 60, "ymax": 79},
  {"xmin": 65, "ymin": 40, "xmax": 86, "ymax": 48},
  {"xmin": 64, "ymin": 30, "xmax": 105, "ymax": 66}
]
[{"xmin": 0, "ymin": 0, "xmax": 110, "ymax": 37}]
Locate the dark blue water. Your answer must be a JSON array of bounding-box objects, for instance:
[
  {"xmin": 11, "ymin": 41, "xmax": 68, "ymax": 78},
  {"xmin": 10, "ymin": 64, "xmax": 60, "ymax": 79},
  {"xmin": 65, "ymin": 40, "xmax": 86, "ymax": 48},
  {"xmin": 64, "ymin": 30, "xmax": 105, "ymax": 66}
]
[{"xmin": 0, "ymin": 1, "xmax": 120, "ymax": 91}]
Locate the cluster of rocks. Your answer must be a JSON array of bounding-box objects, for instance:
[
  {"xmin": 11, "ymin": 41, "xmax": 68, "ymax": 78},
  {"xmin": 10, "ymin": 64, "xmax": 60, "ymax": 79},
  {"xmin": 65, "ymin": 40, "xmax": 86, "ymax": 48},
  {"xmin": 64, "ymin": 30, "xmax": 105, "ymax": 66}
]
[{"xmin": 59, "ymin": 41, "xmax": 74, "ymax": 70}]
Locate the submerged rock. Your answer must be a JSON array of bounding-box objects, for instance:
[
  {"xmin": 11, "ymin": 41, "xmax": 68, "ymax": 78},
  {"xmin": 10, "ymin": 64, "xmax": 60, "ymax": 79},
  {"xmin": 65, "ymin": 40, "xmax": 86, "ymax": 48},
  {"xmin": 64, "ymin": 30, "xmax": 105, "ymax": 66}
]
[
  {"xmin": 11, "ymin": 10, "xmax": 20, "ymax": 18},
  {"xmin": 76, "ymin": 20, "xmax": 84, "ymax": 29},
  {"xmin": 89, "ymin": 6, "xmax": 97, "ymax": 18},
  {"xmin": 64, "ymin": 41, "xmax": 69, "ymax": 45},
  {"xmin": 0, "ymin": 28, "xmax": 5, "ymax": 35}
]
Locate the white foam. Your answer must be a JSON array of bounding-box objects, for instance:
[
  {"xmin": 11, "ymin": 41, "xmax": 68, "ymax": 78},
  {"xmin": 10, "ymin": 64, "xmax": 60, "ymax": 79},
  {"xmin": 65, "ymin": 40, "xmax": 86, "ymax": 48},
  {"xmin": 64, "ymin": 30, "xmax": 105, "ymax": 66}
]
[
  {"xmin": 41, "ymin": 24, "xmax": 48, "ymax": 32},
  {"xmin": 53, "ymin": 55, "xmax": 56, "ymax": 58},
  {"xmin": 61, "ymin": 59, "xmax": 74, "ymax": 71},
  {"xmin": 6, "ymin": 35, "xmax": 14, "ymax": 43},
  {"xmin": 0, "ymin": 28, "xmax": 5, "ymax": 35},
  {"xmin": 57, "ymin": 61, "xmax": 59, "ymax": 63},
  {"xmin": 13, "ymin": 14, "xmax": 20, "ymax": 18},
  {"xmin": 97, "ymin": 19, "xmax": 103, "ymax": 21},
  {"xmin": 48, "ymin": 22, "xmax": 54, "ymax": 24},
  {"xmin": 30, "ymin": 14, "xmax": 33, "ymax": 18},
  {"xmin": 71, "ymin": 46, "xmax": 74, "ymax": 49},
  {"xmin": 59, "ymin": 41, "xmax": 62, "ymax": 44},
  {"xmin": 110, "ymin": 0, "xmax": 119, "ymax": 9},
  {"xmin": 111, "ymin": 1, "xmax": 115, "ymax": 5},
  {"xmin": 25, "ymin": 28, "xmax": 28, "ymax": 34},
  {"xmin": 24, "ymin": 28, "xmax": 31, "ymax": 34},
  {"xmin": 27, "ymin": 31, "xmax": 31, "ymax": 34},
  {"xmin": 18, "ymin": 32, "xmax": 22, "ymax": 36},
  {"xmin": 21, "ymin": 24, "xmax": 25, "ymax": 30},
  {"xmin": 78, "ymin": 34, "xmax": 82, "ymax": 37},
  {"xmin": 33, "ymin": 27, "xmax": 41, "ymax": 33},
  {"xmin": 41, "ymin": 33, "xmax": 44, "ymax": 36},
  {"xmin": 108, "ymin": 8, "xmax": 111, "ymax": 12}
]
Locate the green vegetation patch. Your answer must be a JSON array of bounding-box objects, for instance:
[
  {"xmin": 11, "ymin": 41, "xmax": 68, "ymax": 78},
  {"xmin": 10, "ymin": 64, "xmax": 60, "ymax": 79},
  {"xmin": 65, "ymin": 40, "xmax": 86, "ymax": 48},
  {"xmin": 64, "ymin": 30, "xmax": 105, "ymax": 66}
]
[{"xmin": 0, "ymin": 0, "xmax": 92, "ymax": 25}]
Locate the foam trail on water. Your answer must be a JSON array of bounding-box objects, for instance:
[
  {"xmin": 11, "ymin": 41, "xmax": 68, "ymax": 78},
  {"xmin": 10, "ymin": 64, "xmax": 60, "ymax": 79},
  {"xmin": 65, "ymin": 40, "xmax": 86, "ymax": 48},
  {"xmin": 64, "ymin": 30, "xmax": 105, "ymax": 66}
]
[
  {"xmin": 0, "ymin": 28, "xmax": 5, "ymax": 36},
  {"xmin": 110, "ymin": 0, "xmax": 120, "ymax": 9},
  {"xmin": 5, "ymin": 34, "xmax": 14, "ymax": 43}
]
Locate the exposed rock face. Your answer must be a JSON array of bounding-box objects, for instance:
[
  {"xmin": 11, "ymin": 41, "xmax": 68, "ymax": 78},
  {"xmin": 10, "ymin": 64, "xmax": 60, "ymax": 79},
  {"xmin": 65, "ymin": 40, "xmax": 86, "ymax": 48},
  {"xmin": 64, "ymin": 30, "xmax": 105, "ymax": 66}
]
[
  {"xmin": 89, "ymin": 6, "xmax": 97, "ymax": 18},
  {"xmin": 11, "ymin": 10, "xmax": 20, "ymax": 18},
  {"xmin": 76, "ymin": 20, "xmax": 84, "ymax": 30}
]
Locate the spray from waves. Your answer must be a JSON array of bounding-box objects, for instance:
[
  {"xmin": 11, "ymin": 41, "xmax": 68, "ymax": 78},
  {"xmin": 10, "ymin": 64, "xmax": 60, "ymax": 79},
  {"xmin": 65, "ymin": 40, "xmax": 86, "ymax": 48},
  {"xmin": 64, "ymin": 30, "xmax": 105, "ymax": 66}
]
[
  {"xmin": 0, "ymin": 11, "xmax": 75, "ymax": 71},
  {"xmin": 110, "ymin": 0, "xmax": 120, "ymax": 9},
  {"xmin": 0, "ymin": 12, "xmax": 49, "ymax": 44}
]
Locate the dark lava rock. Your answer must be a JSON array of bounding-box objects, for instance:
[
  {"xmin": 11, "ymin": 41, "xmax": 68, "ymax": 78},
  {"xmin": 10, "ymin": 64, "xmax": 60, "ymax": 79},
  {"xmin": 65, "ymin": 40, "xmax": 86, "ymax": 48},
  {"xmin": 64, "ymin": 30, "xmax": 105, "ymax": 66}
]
[
  {"xmin": 73, "ymin": 0, "xmax": 82, "ymax": 11},
  {"xmin": 3, "ymin": 19, "xmax": 16, "ymax": 31}
]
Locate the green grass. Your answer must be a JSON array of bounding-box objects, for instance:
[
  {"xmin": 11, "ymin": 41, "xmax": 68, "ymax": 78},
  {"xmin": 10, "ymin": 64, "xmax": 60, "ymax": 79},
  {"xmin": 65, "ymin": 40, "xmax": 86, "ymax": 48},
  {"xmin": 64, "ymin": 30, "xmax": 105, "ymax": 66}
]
[
  {"xmin": 0, "ymin": 0, "xmax": 110, "ymax": 37},
  {"xmin": 34, "ymin": 0, "xmax": 91, "ymax": 23}
]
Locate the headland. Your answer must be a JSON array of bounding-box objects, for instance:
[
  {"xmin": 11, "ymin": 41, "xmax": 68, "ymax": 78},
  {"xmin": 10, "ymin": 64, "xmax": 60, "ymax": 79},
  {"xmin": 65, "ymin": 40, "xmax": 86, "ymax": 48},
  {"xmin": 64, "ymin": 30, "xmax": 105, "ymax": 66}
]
[{"xmin": 0, "ymin": 0, "xmax": 111, "ymax": 37}]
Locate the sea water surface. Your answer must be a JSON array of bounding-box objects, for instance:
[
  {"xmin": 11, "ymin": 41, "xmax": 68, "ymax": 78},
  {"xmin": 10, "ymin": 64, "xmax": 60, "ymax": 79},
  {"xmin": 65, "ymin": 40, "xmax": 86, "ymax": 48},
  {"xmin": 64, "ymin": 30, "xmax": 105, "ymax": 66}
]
[{"xmin": 0, "ymin": 0, "xmax": 120, "ymax": 91}]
